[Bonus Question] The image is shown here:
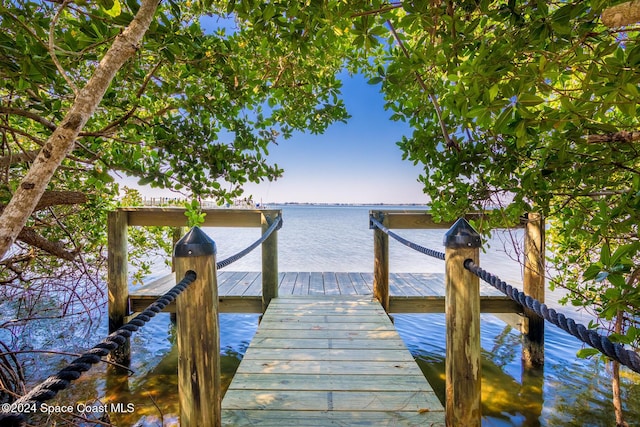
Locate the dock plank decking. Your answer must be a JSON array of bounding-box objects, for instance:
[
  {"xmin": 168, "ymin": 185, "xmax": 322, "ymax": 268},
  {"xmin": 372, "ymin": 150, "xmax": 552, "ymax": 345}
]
[
  {"xmin": 129, "ymin": 271, "xmax": 522, "ymax": 315},
  {"xmin": 221, "ymin": 296, "xmax": 445, "ymax": 426}
]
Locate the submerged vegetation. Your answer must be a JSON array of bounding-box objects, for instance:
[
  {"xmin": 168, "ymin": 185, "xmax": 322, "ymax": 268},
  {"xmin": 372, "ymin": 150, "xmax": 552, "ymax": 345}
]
[{"xmin": 1, "ymin": 0, "xmax": 639, "ymax": 425}]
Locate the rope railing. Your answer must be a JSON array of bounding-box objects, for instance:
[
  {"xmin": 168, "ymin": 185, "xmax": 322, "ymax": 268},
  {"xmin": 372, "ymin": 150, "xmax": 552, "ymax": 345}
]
[
  {"xmin": 0, "ymin": 217, "xmax": 283, "ymax": 425},
  {"xmin": 216, "ymin": 214, "xmax": 282, "ymax": 269},
  {"xmin": 370, "ymin": 213, "xmax": 640, "ymax": 374},
  {"xmin": 369, "ymin": 215, "xmax": 445, "ymax": 260},
  {"xmin": 463, "ymin": 260, "xmax": 640, "ymax": 374},
  {"xmin": 0, "ymin": 271, "xmax": 197, "ymax": 425}
]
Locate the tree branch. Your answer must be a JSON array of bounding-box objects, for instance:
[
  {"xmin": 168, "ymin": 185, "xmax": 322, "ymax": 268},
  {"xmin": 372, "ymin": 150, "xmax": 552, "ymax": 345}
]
[
  {"xmin": 586, "ymin": 130, "xmax": 640, "ymax": 144},
  {"xmin": 16, "ymin": 227, "xmax": 78, "ymax": 261},
  {"xmin": 0, "ymin": 150, "xmax": 40, "ymax": 168},
  {"xmin": 385, "ymin": 20, "xmax": 461, "ymax": 152},
  {"xmin": 351, "ymin": 3, "xmax": 403, "ymax": 18},
  {"xmin": 49, "ymin": 0, "xmax": 80, "ymax": 96},
  {"xmin": 0, "ymin": 107, "xmax": 57, "ymax": 131}
]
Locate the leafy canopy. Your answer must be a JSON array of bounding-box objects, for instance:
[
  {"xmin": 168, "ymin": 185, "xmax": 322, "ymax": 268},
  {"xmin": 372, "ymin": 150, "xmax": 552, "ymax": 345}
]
[{"xmin": 1, "ymin": 0, "xmax": 639, "ymax": 352}]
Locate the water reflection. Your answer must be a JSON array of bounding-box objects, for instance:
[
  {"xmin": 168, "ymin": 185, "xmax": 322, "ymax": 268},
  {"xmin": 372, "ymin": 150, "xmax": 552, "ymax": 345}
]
[{"xmin": 397, "ymin": 313, "xmax": 640, "ymax": 426}]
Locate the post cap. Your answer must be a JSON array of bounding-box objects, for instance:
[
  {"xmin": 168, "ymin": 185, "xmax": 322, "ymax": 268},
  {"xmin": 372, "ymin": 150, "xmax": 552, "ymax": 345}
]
[
  {"xmin": 443, "ymin": 218, "xmax": 481, "ymax": 248},
  {"xmin": 174, "ymin": 226, "xmax": 216, "ymax": 257}
]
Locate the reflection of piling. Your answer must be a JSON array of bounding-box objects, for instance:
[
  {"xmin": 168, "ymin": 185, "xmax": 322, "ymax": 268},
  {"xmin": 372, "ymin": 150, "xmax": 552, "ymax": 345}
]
[
  {"xmin": 444, "ymin": 218, "xmax": 481, "ymax": 427},
  {"xmin": 174, "ymin": 227, "xmax": 221, "ymax": 427}
]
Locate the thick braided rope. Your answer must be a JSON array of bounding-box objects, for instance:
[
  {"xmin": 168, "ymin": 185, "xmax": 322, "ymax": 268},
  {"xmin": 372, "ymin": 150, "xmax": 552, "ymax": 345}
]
[
  {"xmin": 0, "ymin": 217, "xmax": 282, "ymax": 423},
  {"xmin": 464, "ymin": 260, "xmax": 640, "ymax": 373},
  {"xmin": 369, "ymin": 215, "xmax": 446, "ymax": 261},
  {"xmin": 216, "ymin": 215, "xmax": 282, "ymax": 269},
  {"xmin": 0, "ymin": 270, "xmax": 197, "ymax": 423}
]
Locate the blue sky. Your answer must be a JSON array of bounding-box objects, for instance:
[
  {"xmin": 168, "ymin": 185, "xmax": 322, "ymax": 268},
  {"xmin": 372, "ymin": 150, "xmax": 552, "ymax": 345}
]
[
  {"xmin": 122, "ymin": 15, "xmax": 430, "ymax": 204},
  {"xmin": 123, "ymin": 73, "xmax": 429, "ymax": 204},
  {"xmin": 241, "ymin": 73, "xmax": 428, "ymax": 204}
]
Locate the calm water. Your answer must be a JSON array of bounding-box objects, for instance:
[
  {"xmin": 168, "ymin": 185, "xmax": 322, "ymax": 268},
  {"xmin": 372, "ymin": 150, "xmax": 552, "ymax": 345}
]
[{"xmin": 7, "ymin": 205, "xmax": 640, "ymax": 426}]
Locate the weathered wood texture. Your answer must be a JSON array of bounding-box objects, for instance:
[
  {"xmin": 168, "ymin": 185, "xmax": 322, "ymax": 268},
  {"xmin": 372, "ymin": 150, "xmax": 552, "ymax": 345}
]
[
  {"xmin": 523, "ymin": 213, "xmax": 545, "ymax": 367},
  {"xmin": 128, "ymin": 271, "xmax": 520, "ymax": 315},
  {"xmin": 121, "ymin": 207, "xmax": 282, "ymax": 227},
  {"xmin": 107, "ymin": 210, "xmax": 129, "ymax": 366},
  {"xmin": 221, "ymin": 296, "xmax": 445, "ymax": 426},
  {"xmin": 174, "ymin": 240, "xmax": 221, "ymax": 427},
  {"xmin": 261, "ymin": 213, "xmax": 278, "ymax": 311},
  {"xmin": 444, "ymin": 221, "xmax": 481, "ymax": 427},
  {"xmin": 369, "ymin": 210, "xmax": 525, "ymax": 230}
]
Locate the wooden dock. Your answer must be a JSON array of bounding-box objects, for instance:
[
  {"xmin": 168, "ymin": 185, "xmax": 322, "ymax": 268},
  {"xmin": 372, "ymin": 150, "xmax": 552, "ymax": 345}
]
[
  {"xmin": 221, "ymin": 296, "xmax": 445, "ymax": 426},
  {"xmin": 129, "ymin": 271, "xmax": 522, "ymax": 315},
  {"xmin": 107, "ymin": 208, "xmax": 544, "ymax": 425}
]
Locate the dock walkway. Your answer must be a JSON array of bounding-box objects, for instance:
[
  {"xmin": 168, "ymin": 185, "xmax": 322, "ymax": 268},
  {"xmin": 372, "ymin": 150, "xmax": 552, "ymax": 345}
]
[
  {"xmin": 129, "ymin": 271, "xmax": 521, "ymax": 314},
  {"xmin": 221, "ymin": 296, "xmax": 445, "ymax": 426}
]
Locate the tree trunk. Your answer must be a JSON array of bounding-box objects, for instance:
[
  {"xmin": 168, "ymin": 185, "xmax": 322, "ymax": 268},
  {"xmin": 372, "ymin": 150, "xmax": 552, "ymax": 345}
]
[
  {"xmin": 0, "ymin": 0, "xmax": 161, "ymax": 260},
  {"xmin": 613, "ymin": 311, "xmax": 629, "ymax": 427},
  {"xmin": 602, "ymin": 1, "xmax": 640, "ymax": 27}
]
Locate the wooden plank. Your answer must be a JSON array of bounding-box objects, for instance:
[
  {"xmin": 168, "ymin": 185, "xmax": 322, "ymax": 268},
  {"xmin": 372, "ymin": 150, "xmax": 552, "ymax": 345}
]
[
  {"xmin": 388, "ymin": 273, "xmax": 423, "ymax": 297},
  {"xmin": 223, "ymin": 390, "xmax": 442, "ymax": 411},
  {"xmin": 336, "ymin": 272, "xmax": 357, "ymax": 295},
  {"xmin": 308, "ymin": 272, "xmax": 325, "ymax": 295},
  {"xmin": 371, "ymin": 210, "xmax": 524, "ymax": 230},
  {"xmin": 293, "ymin": 272, "xmax": 310, "ymax": 295},
  {"xmin": 277, "ymin": 272, "xmax": 296, "ymax": 295},
  {"xmin": 241, "ymin": 272, "xmax": 263, "ymax": 296},
  {"xmin": 249, "ymin": 337, "xmax": 408, "ymax": 350},
  {"xmin": 256, "ymin": 322, "xmax": 395, "ymax": 331},
  {"xmin": 399, "ymin": 273, "xmax": 444, "ymax": 296},
  {"xmin": 217, "ymin": 271, "xmax": 243, "ymax": 295},
  {"xmin": 388, "ymin": 295, "xmax": 521, "ymax": 314},
  {"xmin": 123, "ymin": 207, "xmax": 280, "ymax": 227},
  {"xmin": 129, "ymin": 295, "xmax": 262, "ymax": 314},
  {"xmin": 228, "ymin": 373, "xmax": 432, "ymax": 391},
  {"xmin": 132, "ymin": 273, "xmax": 174, "ymax": 296},
  {"xmin": 218, "ymin": 271, "xmax": 251, "ymax": 296},
  {"xmin": 222, "ymin": 410, "xmax": 444, "ymax": 427},
  {"xmin": 259, "ymin": 314, "xmax": 386, "ymax": 324},
  {"xmin": 349, "ymin": 272, "xmax": 373, "ymax": 295},
  {"xmin": 241, "ymin": 348, "xmax": 415, "ymax": 362},
  {"xmin": 323, "ymin": 272, "xmax": 341, "ymax": 295},
  {"xmin": 222, "ymin": 296, "xmax": 444, "ymax": 426}
]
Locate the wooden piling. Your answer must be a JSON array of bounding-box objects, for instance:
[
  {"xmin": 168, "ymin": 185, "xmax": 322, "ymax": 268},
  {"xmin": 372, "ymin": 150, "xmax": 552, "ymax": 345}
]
[
  {"xmin": 372, "ymin": 213, "xmax": 389, "ymax": 312},
  {"xmin": 107, "ymin": 210, "xmax": 130, "ymax": 366},
  {"xmin": 523, "ymin": 212, "xmax": 545, "ymax": 367},
  {"xmin": 174, "ymin": 227, "xmax": 221, "ymax": 427},
  {"xmin": 444, "ymin": 218, "xmax": 481, "ymax": 427},
  {"xmin": 261, "ymin": 213, "xmax": 279, "ymax": 312}
]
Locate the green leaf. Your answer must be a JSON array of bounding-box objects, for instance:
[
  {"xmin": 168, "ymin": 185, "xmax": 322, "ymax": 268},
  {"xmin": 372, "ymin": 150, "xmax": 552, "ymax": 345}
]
[
  {"xmin": 102, "ymin": 0, "xmax": 122, "ymax": 17},
  {"xmin": 518, "ymin": 94, "xmax": 544, "ymax": 106},
  {"xmin": 367, "ymin": 76, "xmax": 383, "ymax": 85},
  {"xmin": 582, "ymin": 264, "xmax": 603, "ymax": 281},
  {"xmin": 600, "ymin": 243, "xmax": 611, "ymax": 265},
  {"xmin": 137, "ymin": 176, "xmax": 154, "ymax": 186},
  {"xmin": 576, "ymin": 348, "xmax": 600, "ymax": 359}
]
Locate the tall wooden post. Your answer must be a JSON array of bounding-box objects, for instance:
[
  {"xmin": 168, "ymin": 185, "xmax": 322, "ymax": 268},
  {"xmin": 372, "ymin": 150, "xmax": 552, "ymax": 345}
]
[
  {"xmin": 371, "ymin": 212, "xmax": 389, "ymax": 312},
  {"xmin": 444, "ymin": 218, "xmax": 481, "ymax": 427},
  {"xmin": 107, "ymin": 210, "xmax": 130, "ymax": 366},
  {"xmin": 261, "ymin": 213, "xmax": 279, "ymax": 312},
  {"xmin": 523, "ymin": 212, "xmax": 545, "ymax": 367},
  {"xmin": 174, "ymin": 227, "xmax": 221, "ymax": 427}
]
